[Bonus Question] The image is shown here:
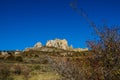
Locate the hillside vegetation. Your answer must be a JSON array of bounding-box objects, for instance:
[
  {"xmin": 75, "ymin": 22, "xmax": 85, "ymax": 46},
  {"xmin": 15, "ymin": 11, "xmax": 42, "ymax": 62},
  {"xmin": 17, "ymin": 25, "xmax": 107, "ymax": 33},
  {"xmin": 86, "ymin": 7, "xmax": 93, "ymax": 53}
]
[{"xmin": 0, "ymin": 26, "xmax": 120, "ymax": 80}]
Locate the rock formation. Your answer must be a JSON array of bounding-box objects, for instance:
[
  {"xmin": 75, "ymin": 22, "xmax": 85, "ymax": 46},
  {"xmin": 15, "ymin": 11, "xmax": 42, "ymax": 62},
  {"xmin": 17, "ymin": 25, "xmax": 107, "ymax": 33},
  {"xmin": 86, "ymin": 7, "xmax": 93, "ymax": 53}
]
[
  {"xmin": 24, "ymin": 39, "xmax": 88, "ymax": 52},
  {"xmin": 14, "ymin": 50, "xmax": 22, "ymax": 55},
  {"xmin": 74, "ymin": 48, "xmax": 88, "ymax": 52},
  {"xmin": 46, "ymin": 39, "xmax": 68, "ymax": 50},
  {"xmin": 33, "ymin": 42, "xmax": 42, "ymax": 48},
  {"xmin": 24, "ymin": 42, "xmax": 42, "ymax": 51},
  {"xmin": 1, "ymin": 52, "xmax": 8, "ymax": 55},
  {"xmin": 24, "ymin": 47, "xmax": 33, "ymax": 51}
]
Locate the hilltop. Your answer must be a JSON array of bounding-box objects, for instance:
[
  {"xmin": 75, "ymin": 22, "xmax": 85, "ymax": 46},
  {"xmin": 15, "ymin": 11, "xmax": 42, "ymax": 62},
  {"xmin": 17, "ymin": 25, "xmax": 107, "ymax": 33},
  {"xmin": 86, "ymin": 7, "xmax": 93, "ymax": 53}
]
[
  {"xmin": 0, "ymin": 39, "xmax": 88, "ymax": 60},
  {"xmin": 0, "ymin": 39, "xmax": 89, "ymax": 80}
]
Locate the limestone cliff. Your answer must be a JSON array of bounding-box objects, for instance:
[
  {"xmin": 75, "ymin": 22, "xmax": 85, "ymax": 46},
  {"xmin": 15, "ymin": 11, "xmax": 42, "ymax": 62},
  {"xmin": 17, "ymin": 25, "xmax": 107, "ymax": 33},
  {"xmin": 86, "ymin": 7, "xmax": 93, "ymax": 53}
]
[
  {"xmin": 24, "ymin": 39, "xmax": 88, "ymax": 52},
  {"xmin": 46, "ymin": 39, "xmax": 68, "ymax": 50}
]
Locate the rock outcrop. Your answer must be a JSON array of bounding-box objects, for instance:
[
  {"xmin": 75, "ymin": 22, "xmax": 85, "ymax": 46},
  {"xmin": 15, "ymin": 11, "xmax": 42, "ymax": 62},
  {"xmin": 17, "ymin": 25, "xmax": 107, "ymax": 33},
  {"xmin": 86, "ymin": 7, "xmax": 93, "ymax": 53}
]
[
  {"xmin": 24, "ymin": 42, "xmax": 42, "ymax": 51},
  {"xmin": 24, "ymin": 39, "xmax": 88, "ymax": 52},
  {"xmin": 1, "ymin": 52, "xmax": 8, "ymax": 55},
  {"xmin": 74, "ymin": 48, "xmax": 88, "ymax": 52},
  {"xmin": 24, "ymin": 47, "xmax": 33, "ymax": 51},
  {"xmin": 33, "ymin": 42, "xmax": 42, "ymax": 48},
  {"xmin": 46, "ymin": 39, "xmax": 68, "ymax": 50},
  {"xmin": 14, "ymin": 50, "xmax": 22, "ymax": 55}
]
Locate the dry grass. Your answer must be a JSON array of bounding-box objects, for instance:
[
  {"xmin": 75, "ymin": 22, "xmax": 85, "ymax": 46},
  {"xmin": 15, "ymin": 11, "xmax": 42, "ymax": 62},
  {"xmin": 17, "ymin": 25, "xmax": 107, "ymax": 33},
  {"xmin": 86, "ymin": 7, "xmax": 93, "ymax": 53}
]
[
  {"xmin": 13, "ymin": 72, "xmax": 60, "ymax": 80},
  {"xmin": 0, "ymin": 62, "xmax": 60, "ymax": 80},
  {"xmin": 29, "ymin": 72, "xmax": 60, "ymax": 80}
]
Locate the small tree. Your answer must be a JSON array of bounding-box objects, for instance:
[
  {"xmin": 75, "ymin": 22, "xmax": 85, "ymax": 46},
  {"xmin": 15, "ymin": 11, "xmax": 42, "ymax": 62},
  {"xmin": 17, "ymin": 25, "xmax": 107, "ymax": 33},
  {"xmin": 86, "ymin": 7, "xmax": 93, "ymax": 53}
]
[
  {"xmin": 87, "ymin": 26, "xmax": 120, "ymax": 80},
  {"xmin": 48, "ymin": 56, "xmax": 92, "ymax": 80},
  {"xmin": 70, "ymin": 0, "xmax": 120, "ymax": 79}
]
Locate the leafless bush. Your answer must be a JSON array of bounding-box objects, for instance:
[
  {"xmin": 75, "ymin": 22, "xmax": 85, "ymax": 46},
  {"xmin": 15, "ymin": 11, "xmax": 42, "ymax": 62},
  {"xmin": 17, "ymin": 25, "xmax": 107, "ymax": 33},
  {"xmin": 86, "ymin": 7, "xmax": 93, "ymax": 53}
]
[
  {"xmin": 22, "ymin": 66, "xmax": 31, "ymax": 80},
  {"xmin": 12, "ymin": 64, "xmax": 31, "ymax": 80},
  {"xmin": 48, "ymin": 56, "xmax": 92, "ymax": 80},
  {"xmin": 0, "ymin": 64, "xmax": 14, "ymax": 80},
  {"xmin": 48, "ymin": 27, "xmax": 120, "ymax": 80},
  {"xmin": 70, "ymin": 0, "xmax": 120, "ymax": 79},
  {"xmin": 87, "ymin": 26, "xmax": 120, "ymax": 80},
  {"xmin": 12, "ymin": 64, "xmax": 22, "ymax": 75}
]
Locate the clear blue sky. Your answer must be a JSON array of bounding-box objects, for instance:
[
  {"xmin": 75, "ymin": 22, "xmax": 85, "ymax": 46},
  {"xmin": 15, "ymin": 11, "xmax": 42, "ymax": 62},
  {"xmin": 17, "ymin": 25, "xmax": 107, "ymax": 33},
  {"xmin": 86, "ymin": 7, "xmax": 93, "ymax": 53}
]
[{"xmin": 0, "ymin": 0, "xmax": 120, "ymax": 50}]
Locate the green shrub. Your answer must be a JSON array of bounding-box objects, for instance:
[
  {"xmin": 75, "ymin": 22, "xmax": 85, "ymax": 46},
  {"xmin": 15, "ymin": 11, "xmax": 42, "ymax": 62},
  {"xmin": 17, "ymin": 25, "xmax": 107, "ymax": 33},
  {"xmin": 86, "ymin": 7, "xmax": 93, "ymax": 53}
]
[
  {"xmin": 33, "ymin": 65, "xmax": 41, "ymax": 70},
  {"xmin": 15, "ymin": 56, "xmax": 23, "ymax": 62}
]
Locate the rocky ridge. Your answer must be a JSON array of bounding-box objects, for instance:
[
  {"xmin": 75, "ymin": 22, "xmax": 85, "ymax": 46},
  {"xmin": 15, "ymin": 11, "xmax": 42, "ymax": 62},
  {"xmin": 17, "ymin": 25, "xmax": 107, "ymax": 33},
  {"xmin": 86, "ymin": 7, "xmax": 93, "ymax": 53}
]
[
  {"xmin": 46, "ymin": 39, "xmax": 68, "ymax": 50},
  {"xmin": 24, "ymin": 38, "xmax": 88, "ymax": 52},
  {"xmin": 0, "ymin": 39, "xmax": 88, "ymax": 58}
]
